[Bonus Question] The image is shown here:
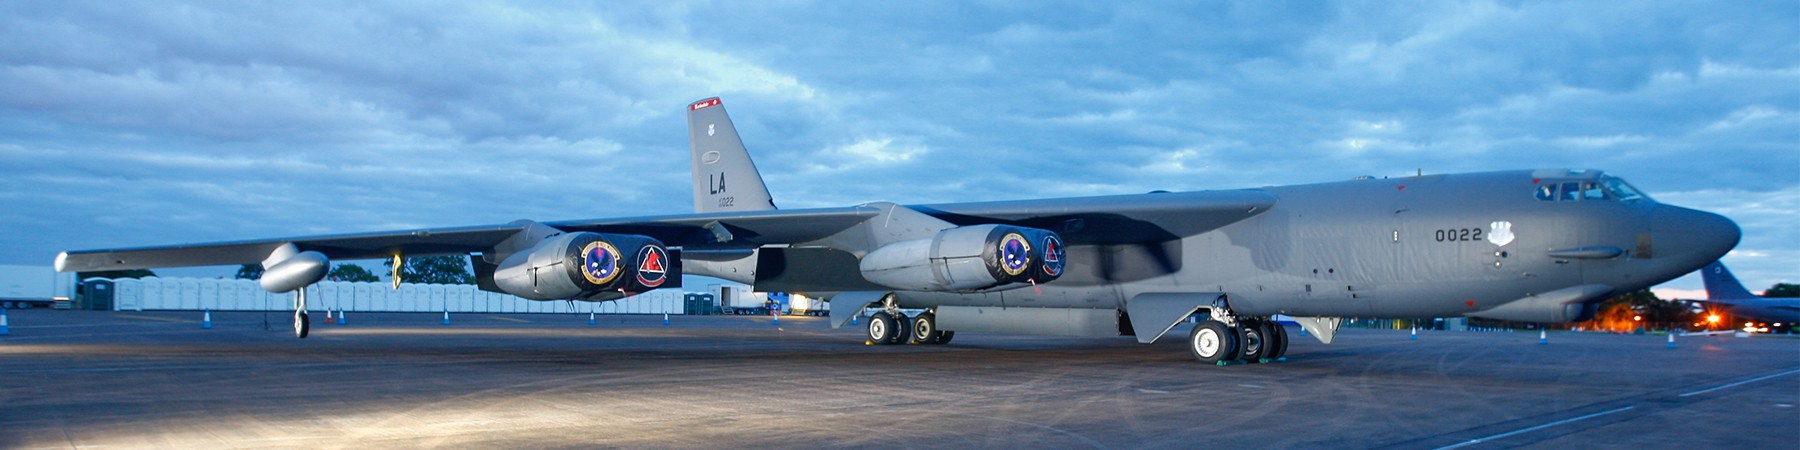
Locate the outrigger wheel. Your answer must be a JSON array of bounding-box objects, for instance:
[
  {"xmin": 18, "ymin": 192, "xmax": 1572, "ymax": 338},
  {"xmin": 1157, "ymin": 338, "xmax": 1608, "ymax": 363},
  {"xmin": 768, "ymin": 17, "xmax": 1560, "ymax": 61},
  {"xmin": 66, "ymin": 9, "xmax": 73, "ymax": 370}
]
[{"xmin": 294, "ymin": 310, "xmax": 310, "ymax": 339}]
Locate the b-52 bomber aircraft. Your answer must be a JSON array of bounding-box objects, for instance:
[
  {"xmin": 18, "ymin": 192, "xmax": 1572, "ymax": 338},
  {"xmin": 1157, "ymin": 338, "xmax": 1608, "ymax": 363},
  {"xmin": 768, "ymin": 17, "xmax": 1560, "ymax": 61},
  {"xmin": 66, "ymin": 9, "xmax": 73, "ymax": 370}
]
[{"xmin": 56, "ymin": 97, "xmax": 1741, "ymax": 365}]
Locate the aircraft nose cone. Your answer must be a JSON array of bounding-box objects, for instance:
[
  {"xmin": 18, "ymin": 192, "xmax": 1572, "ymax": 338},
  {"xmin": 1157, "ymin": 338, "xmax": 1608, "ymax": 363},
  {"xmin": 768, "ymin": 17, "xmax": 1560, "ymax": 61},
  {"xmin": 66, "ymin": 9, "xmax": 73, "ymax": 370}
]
[{"xmin": 1649, "ymin": 205, "xmax": 1739, "ymax": 268}]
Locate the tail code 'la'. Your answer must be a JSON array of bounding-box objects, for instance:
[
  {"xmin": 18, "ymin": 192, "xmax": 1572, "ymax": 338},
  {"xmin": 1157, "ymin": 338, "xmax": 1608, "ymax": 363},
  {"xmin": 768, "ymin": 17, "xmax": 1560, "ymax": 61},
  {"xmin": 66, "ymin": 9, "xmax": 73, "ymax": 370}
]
[
  {"xmin": 687, "ymin": 97, "xmax": 776, "ymax": 213},
  {"xmin": 1700, "ymin": 261, "xmax": 1758, "ymax": 300}
]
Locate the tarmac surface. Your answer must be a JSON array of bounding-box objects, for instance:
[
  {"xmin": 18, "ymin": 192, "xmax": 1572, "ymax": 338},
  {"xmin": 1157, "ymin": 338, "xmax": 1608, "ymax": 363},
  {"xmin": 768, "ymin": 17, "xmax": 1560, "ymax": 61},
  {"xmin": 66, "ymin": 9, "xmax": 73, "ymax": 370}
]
[{"xmin": 1, "ymin": 309, "xmax": 1796, "ymax": 449}]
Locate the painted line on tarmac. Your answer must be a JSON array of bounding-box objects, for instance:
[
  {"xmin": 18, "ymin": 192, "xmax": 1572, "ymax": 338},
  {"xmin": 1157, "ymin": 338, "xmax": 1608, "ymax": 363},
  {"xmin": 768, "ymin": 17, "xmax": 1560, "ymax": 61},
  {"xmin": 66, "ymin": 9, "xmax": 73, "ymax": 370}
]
[
  {"xmin": 1679, "ymin": 368, "xmax": 1800, "ymax": 398},
  {"xmin": 112, "ymin": 314, "xmax": 195, "ymax": 324},
  {"xmin": 488, "ymin": 316, "xmax": 531, "ymax": 323},
  {"xmin": 1433, "ymin": 406, "xmax": 1635, "ymax": 450}
]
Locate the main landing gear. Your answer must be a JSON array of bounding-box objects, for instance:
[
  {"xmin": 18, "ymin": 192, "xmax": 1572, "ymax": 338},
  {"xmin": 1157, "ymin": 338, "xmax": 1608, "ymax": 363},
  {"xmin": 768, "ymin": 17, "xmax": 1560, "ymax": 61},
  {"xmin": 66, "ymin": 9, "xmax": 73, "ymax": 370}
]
[
  {"xmin": 865, "ymin": 296, "xmax": 953, "ymax": 346},
  {"xmin": 1188, "ymin": 313, "xmax": 1288, "ymax": 364}
]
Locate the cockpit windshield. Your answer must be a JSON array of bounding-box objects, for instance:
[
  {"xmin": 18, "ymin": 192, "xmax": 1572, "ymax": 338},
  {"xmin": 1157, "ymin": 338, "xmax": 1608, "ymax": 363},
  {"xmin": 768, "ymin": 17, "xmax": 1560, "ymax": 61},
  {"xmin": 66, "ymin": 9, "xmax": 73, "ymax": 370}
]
[
  {"xmin": 1533, "ymin": 174, "xmax": 1652, "ymax": 202},
  {"xmin": 1599, "ymin": 176, "xmax": 1648, "ymax": 201}
]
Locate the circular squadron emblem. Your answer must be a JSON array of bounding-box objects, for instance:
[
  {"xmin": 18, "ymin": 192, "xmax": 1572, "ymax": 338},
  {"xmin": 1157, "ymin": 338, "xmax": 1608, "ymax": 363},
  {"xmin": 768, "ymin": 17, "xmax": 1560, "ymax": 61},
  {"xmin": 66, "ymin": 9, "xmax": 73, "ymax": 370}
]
[
  {"xmin": 998, "ymin": 233, "xmax": 1032, "ymax": 277},
  {"xmin": 1041, "ymin": 235, "xmax": 1065, "ymax": 277},
  {"xmin": 580, "ymin": 240, "xmax": 622, "ymax": 286},
  {"xmin": 635, "ymin": 246, "xmax": 669, "ymax": 288}
]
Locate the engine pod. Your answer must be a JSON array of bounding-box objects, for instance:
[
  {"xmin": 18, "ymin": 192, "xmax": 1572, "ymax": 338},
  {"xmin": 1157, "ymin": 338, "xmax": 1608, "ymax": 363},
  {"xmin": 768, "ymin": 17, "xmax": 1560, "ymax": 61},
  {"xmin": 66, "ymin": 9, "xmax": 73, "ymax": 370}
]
[
  {"xmin": 493, "ymin": 232, "xmax": 672, "ymax": 300},
  {"xmin": 860, "ymin": 224, "xmax": 1063, "ymax": 292}
]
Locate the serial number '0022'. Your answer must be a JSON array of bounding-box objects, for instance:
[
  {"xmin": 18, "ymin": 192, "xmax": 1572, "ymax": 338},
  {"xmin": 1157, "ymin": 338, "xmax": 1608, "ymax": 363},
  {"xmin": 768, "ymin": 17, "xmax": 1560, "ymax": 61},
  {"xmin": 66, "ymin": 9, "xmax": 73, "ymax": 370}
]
[
  {"xmin": 1435, "ymin": 228, "xmax": 1484, "ymax": 242},
  {"xmin": 717, "ymin": 196, "xmax": 734, "ymax": 208}
]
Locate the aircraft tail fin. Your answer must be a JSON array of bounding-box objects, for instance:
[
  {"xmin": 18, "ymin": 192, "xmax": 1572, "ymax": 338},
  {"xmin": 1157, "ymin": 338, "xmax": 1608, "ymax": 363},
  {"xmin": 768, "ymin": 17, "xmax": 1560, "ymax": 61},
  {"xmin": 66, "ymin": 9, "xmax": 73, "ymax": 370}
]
[
  {"xmin": 1700, "ymin": 261, "xmax": 1758, "ymax": 300},
  {"xmin": 687, "ymin": 97, "xmax": 776, "ymax": 213}
]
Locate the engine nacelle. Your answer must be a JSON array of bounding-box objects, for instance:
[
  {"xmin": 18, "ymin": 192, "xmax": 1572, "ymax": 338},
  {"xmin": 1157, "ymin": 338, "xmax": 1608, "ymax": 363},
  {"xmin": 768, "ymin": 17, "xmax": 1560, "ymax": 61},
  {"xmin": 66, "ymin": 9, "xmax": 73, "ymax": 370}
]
[
  {"xmin": 859, "ymin": 224, "xmax": 1065, "ymax": 292},
  {"xmin": 493, "ymin": 232, "xmax": 673, "ymax": 300}
]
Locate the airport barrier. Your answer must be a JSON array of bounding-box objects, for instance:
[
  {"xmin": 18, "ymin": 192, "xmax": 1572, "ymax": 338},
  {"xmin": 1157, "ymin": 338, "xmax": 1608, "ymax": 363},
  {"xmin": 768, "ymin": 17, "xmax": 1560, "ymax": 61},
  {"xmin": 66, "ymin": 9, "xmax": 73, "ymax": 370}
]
[{"xmin": 96, "ymin": 277, "xmax": 688, "ymax": 315}]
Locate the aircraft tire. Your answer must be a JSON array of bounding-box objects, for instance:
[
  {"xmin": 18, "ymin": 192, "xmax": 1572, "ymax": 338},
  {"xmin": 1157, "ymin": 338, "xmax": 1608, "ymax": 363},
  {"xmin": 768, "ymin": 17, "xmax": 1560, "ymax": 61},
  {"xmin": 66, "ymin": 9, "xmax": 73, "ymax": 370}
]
[
  {"xmin": 1267, "ymin": 323, "xmax": 1289, "ymax": 359},
  {"xmin": 294, "ymin": 310, "xmax": 310, "ymax": 339},
  {"xmin": 868, "ymin": 311, "xmax": 898, "ymax": 344},
  {"xmin": 888, "ymin": 312, "xmax": 912, "ymax": 345},
  {"xmin": 1239, "ymin": 318, "xmax": 1268, "ymax": 362},
  {"xmin": 910, "ymin": 313, "xmax": 942, "ymax": 345},
  {"xmin": 1189, "ymin": 320, "xmax": 1238, "ymax": 364},
  {"xmin": 937, "ymin": 330, "xmax": 955, "ymax": 345}
]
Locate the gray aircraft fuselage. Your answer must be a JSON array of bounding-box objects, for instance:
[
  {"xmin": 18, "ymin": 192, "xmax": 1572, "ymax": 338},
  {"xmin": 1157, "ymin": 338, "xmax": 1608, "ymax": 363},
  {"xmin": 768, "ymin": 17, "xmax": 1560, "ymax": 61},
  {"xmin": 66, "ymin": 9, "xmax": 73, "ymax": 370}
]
[{"xmin": 874, "ymin": 170, "xmax": 1737, "ymax": 322}]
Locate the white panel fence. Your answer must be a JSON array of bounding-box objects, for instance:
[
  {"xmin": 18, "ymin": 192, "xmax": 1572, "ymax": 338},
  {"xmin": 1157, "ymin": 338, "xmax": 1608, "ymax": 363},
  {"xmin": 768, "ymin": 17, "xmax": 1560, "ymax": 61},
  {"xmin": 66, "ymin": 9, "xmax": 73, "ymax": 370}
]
[{"xmin": 102, "ymin": 277, "xmax": 687, "ymax": 314}]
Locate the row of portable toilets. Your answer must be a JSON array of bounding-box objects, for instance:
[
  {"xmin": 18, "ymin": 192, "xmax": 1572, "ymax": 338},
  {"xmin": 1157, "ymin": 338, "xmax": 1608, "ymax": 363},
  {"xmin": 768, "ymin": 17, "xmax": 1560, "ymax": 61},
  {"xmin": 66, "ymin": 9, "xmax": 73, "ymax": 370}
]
[{"xmin": 90, "ymin": 277, "xmax": 689, "ymax": 315}]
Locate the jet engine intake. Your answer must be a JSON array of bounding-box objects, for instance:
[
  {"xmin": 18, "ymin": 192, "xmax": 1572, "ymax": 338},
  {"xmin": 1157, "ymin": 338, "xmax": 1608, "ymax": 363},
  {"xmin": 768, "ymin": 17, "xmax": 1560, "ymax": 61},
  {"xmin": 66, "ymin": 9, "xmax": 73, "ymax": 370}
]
[
  {"xmin": 493, "ymin": 232, "xmax": 673, "ymax": 300},
  {"xmin": 859, "ymin": 224, "xmax": 1065, "ymax": 292}
]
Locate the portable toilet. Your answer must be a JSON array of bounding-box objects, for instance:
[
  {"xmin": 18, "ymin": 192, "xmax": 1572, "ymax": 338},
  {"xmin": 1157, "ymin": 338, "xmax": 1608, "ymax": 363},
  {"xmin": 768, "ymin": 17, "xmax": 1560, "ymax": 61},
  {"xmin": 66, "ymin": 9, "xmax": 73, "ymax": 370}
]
[
  {"xmin": 139, "ymin": 277, "xmax": 163, "ymax": 311},
  {"xmin": 80, "ymin": 279, "xmax": 115, "ymax": 311},
  {"xmin": 114, "ymin": 278, "xmax": 141, "ymax": 311}
]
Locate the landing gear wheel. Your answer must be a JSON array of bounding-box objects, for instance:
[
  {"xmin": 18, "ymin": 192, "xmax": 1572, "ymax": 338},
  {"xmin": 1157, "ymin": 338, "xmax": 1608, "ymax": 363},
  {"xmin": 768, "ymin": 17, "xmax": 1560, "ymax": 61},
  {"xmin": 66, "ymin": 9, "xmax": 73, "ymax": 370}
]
[
  {"xmin": 868, "ymin": 311, "xmax": 898, "ymax": 344},
  {"xmin": 910, "ymin": 312, "xmax": 943, "ymax": 345},
  {"xmin": 937, "ymin": 331, "xmax": 955, "ymax": 345},
  {"xmin": 1239, "ymin": 318, "xmax": 1268, "ymax": 362},
  {"xmin": 294, "ymin": 310, "xmax": 310, "ymax": 339},
  {"xmin": 1189, "ymin": 320, "xmax": 1239, "ymax": 364},
  {"xmin": 888, "ymin": 312, "xmax": 912, "ymax": 344},
  {"xmin": 1266, "ymin": 322, "xmax": 1289, "ymax": 359}
]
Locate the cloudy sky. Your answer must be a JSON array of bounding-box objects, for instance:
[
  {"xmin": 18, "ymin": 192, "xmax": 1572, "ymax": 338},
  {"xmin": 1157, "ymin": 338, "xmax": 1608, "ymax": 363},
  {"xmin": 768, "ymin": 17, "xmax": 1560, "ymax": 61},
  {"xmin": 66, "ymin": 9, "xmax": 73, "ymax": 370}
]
[{"xmin": 2, "ymin": 1, "xmax": 1794, "ymax": 297}]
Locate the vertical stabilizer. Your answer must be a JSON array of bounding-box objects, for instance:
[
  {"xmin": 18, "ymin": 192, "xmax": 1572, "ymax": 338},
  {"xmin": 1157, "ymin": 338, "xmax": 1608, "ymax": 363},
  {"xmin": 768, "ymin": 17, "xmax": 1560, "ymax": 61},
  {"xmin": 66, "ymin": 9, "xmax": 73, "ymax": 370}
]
[
  {"xmin": 688, "ymin": 97, "xmax": 776, "ymax": 213},
  {"xmin": 1700, "ymin": 261, "xmax": 1758, "ymax": 300}
]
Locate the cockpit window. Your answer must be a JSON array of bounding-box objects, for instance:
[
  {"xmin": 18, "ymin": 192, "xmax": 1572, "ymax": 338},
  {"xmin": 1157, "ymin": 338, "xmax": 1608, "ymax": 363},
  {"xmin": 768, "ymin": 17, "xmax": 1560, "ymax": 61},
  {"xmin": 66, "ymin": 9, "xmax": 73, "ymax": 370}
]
[
  {"xmin": 1582, "ymin": 182, "xmax": 1607, "ymax": 200},
  {"xmin": 1599, "ymin": 176, "xmax": 1648, "ymax": 201},
  {"xmin": 1536, "ymin": 176, "xmax": 1652, "ymax": 202}
]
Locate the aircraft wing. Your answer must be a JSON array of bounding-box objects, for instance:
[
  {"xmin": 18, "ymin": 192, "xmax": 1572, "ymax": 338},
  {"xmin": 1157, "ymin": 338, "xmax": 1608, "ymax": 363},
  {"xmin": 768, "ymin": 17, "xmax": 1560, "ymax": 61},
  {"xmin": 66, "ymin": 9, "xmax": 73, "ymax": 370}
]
[
  {"xmin": 55, "ymin": 206, "xmax": 886, "ymax": 272},
  {"xmin": 554, "ymin": 188, "xmax": 1277, "ymax": 248},
  {"xmin": 56, "ymin": 189, "xmax": 1274, "ymax": 272},
  {"xmin": 912, "ymin": 189, "xmax": 1276, "ymax": 245},
  {"xmin": 549, "ymin": 205, "xmax": 881, "ymax": 248},
  {"xmin": 55, "ymin": 224, "xmax": 530, "ymax": 272}
]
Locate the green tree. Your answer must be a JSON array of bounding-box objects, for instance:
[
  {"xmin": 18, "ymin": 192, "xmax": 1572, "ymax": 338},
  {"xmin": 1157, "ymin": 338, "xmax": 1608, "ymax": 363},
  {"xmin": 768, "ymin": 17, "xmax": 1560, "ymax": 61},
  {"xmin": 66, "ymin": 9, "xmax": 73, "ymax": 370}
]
[
  {"xmin": 78, "ymin": 269, "xmax": 156, "ymax": 281},
  {"xmin": 235, "ymin": 264, "xmax": 264, "ymax": 280},
  {"xmin": 1763, "ymin": 283, "xmax": 1799, "ymax": 298},
  {"xmin": 385, "ymin": 255, "xmax": 475, "ymax": 285},
  {"xmin": 327, "ymin": 264, "xmax": 380, "ymax": 283}
]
